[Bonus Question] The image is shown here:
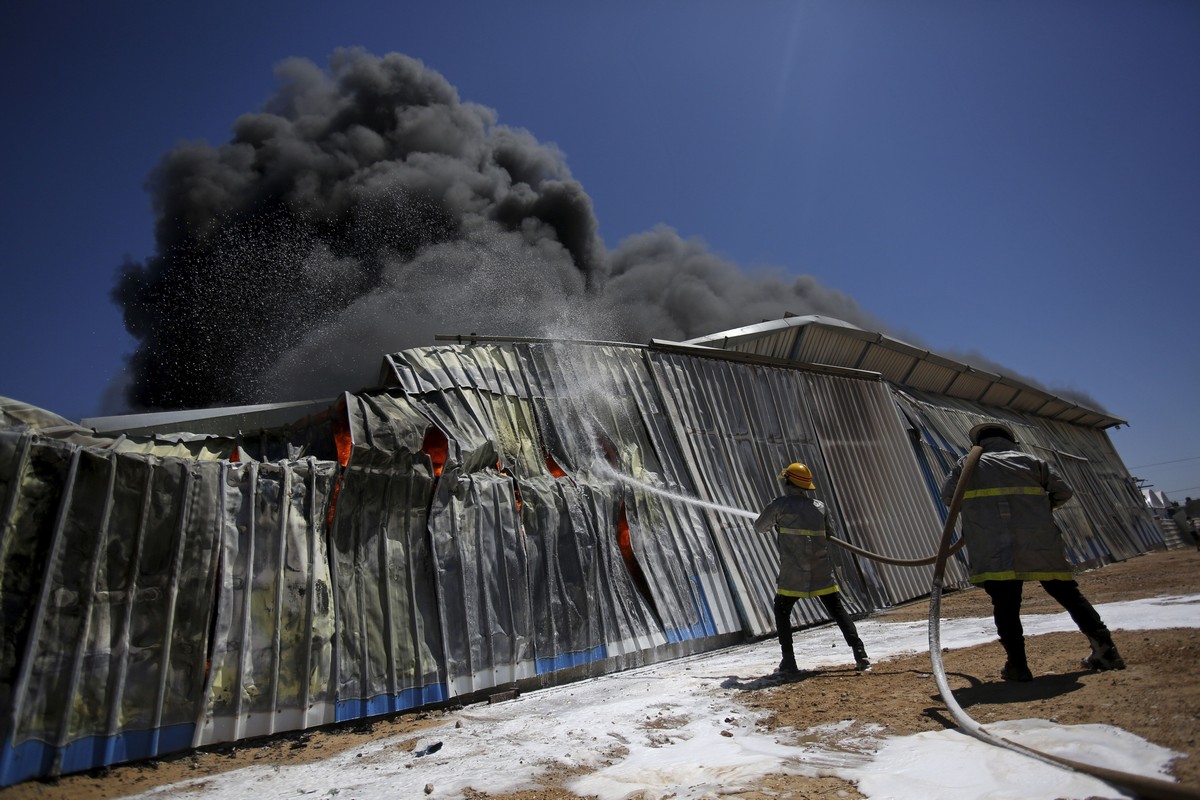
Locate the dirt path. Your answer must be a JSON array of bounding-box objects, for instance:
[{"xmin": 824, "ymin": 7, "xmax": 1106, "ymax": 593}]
[{"xmin": 5, "ymin": 548, "xmax": 1198, "ymax": 800}]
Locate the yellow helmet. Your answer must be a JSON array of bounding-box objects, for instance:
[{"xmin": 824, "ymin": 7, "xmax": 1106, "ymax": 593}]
[{"xmin": 779, "ymin": 462, "xmax": 815, "ymax": 489}]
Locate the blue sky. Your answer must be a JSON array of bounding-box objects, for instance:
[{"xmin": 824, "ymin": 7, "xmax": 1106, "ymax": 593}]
[{"xmin": 1, "ymin": 2, "xmax": 1197, "ymax": 500}]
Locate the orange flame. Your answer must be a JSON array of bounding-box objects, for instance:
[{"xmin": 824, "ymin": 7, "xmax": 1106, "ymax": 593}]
[
  {"xmin": 333, "ymin": 404, "xmax": 352, "ymax": 467},
  {"xmin": 617, "ymin": 504, "xmax": 634, "ymax": 564},
  {"xmin": 617, "ymin": 502, "xmax": 657, "ymax": 609},
  {"xmin": 544, "ymin": 453, "xmax": 567, "ymax": 478},
  {"xmin": 327, "ymin": 398, "xmax": 353, "ymax": 530},
  {"xmin": 422, "ymin": 427, "xmax": 449, "ymax": 477}
]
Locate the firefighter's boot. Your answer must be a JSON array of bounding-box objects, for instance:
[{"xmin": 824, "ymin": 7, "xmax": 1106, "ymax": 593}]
[
  {"xmin": 851, "ymin": 641, "xmax": 871, "ymax": 672},
  {"xmin": 1082, "ymin": 629, "xmax": 1126, "ymax": 672},
  {"xmin": 1000, "ymin": 636, "xmax": 1033, "ymax": 682}
]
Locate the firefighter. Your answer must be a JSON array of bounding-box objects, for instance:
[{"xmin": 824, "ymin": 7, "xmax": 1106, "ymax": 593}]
[
  {"xmin": 754, "ymin": 462, "xmax": 870, "ymax": 676},
  {"xmin": 941, "ymin": 422, "xmax": 1125, "ymax": 681}
]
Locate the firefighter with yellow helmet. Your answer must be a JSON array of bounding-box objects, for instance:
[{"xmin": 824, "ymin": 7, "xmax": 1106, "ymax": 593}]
[{"xmin": 754, "ymin": 462, "xmax": 870, "ymax": 676}]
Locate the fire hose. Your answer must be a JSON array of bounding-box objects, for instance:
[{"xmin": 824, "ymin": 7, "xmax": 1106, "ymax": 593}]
[
  {"xmin": 614, "ymin": 457, "xmax": 1198, "ymax": 794},
  {"xmin": 910, "ymin": 445, "xmax": 1198, "ymax": 800},
  {"xmin": 827, "ymin": 532, "xmax": 963, "ymax": 566}
]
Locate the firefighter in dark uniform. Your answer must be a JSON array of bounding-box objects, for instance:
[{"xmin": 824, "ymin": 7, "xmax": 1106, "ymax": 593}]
[{"xmin": 941, "ymin": 422, "xmax": 1125, "ymax": 681}]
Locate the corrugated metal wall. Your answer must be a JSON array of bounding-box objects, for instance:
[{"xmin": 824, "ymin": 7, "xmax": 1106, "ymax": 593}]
[
  {"xmin": 728, "ymin": 327, "xmax": 801, "ymax": 360},
  {"xmin": 646, "ymin": 351, "xmax": 871, "ymax": 635},
  {"xmin": 201, "ymin": 459, "xmax": 341, "ymax": 742},
  {"xmin": 1027, "ymin": 418, "xmax": 1161, "ymax": 559},
  {"xmin": 0, "ymin": 338, "xmax": 1163, "ymax": 787},
  {"xmin": 905, "ymin": 360, "xmax": 959, "ymax": 394},
  {"xmin": 803, "ymin": 375, "xmax": 971, "ymax": 606},
  {"xmin": 329, "ymin": 393, "xmax": 446, "ymax": 720},
  {"xmin": 0, "ymin": 431, "xmax": 340, "ymax": 786},
  {"xmin": 378, "ymin": 342, "xmax": 746, "ymax": 691}
]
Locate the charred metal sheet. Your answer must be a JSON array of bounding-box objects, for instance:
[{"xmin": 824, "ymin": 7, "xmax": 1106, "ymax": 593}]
[
  {"xmin": 381, "ymin": 343, "xmax": 531, "ymax": 398},
  {"xmin": 584, "ymin": 345, "xmax": 741, "ymax": 647},
  {"xmin": 331, "ymin": 394, "xmax": 447, "ymax": 717},
  {"xmin": 506, "ymin": 341, "xmax": 743, "ymax": 650},
  {"xmin": 360, "ymin": 342, "xmax": 744, "ymax": 699},
  {"xmin": 332, "ymin": 457, "xmax": 446, "ymax": 719}
]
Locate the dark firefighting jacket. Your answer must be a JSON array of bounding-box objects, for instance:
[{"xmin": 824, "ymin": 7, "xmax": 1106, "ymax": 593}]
[
  {"xmin": 754, "ymin": 485, "xmax": 839, "ymax": 598},
  {"xmin": 941, "ymin": 439, "xmax": 1074, "ymax": 583}
]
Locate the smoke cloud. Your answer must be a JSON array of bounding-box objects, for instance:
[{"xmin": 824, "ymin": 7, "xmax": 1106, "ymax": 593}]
[
  {"xmin": 115, "ymin": 48, "xmax": 1098, "ymax": 415},
  {"xmin": 113, "ymin": 48, "xmax": 883, "ymax": 410}
]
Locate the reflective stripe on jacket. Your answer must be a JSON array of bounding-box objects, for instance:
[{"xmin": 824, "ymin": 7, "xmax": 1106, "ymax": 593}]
[
  {"xmin": 753, "ymin": 486, "xmax": 839, "ymax": 598},
  {"xmin": 940, "ymin": 440, "xmax": 1074, "ymax": 583}
]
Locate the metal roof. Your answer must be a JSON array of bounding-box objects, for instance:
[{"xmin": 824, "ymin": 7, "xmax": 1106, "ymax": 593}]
[
  {"xmin": 684, "ymin": 316, "xmax": 1126, "ymax": 429},
  {"xmin": 81, "ymin": 399, "xmax": 335, "ymax": 437}
]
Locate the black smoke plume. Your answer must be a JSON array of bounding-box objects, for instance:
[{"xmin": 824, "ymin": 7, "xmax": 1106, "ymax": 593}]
[
  {"xmin": 113, "ymin": 49, "xmax": 882, "ymax": 410},
  {"xmin": 120, "ymin": 49, "xmax": 1099, "ymax": 415}
]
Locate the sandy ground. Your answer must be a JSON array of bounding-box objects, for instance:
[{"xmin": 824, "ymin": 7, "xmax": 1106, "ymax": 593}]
[{"xmin": 4, "ymin": 548, "xmax": 1198, "ymax": 800}]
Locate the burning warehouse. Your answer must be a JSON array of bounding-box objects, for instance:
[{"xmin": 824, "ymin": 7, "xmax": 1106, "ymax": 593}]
[{"xmin": 0, "ymin": 315, "xmax": 1163, "ymax": 787}]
